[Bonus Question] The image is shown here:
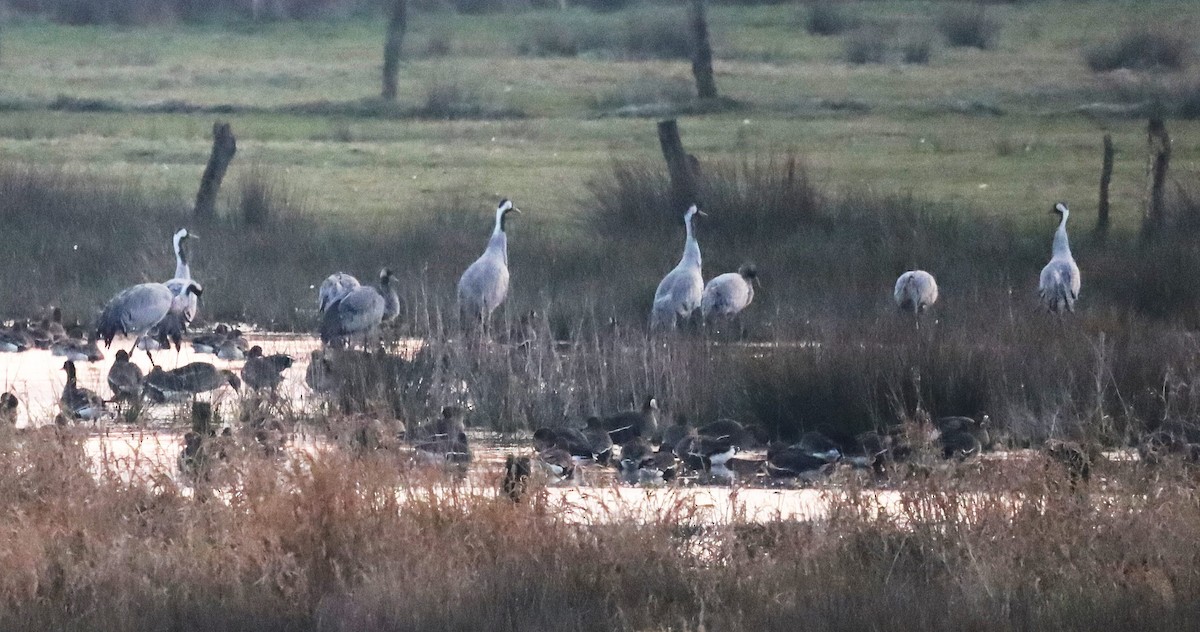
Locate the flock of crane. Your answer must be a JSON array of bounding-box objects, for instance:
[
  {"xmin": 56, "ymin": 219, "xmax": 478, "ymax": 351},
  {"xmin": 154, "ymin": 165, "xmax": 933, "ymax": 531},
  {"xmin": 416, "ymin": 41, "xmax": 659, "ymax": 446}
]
[
  {"xmin": 0, "ymin": 196, "xmax": 1086, "ymax": 482},
  {"xmin": 316, "ymin": 198, "xmax": 1081, "ymax": 344}
]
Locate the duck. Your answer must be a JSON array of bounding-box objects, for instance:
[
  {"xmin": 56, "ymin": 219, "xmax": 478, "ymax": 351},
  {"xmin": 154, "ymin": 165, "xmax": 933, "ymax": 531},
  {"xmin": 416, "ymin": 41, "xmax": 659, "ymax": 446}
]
[
  {"xmin": 0, "ymin": 392, "xmax": 18, "ymax": 425},
  {"xmin": 619, "ymin": 437, "xmax": 676, "ymax": 485},
  {"xmin": 502, "ymin": 454, "xmax": 532, "ymax": 502},
  {"xmin": 51, "ymin": 334, "xmax": 104, "ymax": 363}
]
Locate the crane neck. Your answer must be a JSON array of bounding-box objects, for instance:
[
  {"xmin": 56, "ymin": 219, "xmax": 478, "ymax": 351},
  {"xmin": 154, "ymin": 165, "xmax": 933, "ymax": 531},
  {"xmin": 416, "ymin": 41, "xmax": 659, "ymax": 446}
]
[
  {"xmin": 174, "ymin": 236, "xmax": 191, "ymax": 279},
  {"xmin": 681, "ymin": 212, "xmax": 701, "ymax": 267},
  {"xmin": 486, "ymin": 230, "xmax": 508, "ymax": 266},
  {"xmin": 1052, "ymin": 211, "xmax": 1071, "ymax": 259},
  {"xmin": 64, "ymin": 362, "xmax": 77, "ymax": 385}
]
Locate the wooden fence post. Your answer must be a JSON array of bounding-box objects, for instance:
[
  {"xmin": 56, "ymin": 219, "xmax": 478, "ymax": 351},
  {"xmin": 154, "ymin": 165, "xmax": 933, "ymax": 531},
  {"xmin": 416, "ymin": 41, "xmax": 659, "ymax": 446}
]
[
  {"xmin": 1143, "ymin": 118, "xmax": 1171, "ymax": 240},
  {"xmin": 381, "ymin": 0, "xmax": 408, "ymax": 101},
  {"xmin": 688, "ymin": 0, "xmax": 718, "ymax": 99},
  {"xmin": 193, "ymin": 122, "xmax": 237, "ymax": 221},
  {"xmin": 1095, "ymin": 134, "xmax": 1113, "ymax": 244}
]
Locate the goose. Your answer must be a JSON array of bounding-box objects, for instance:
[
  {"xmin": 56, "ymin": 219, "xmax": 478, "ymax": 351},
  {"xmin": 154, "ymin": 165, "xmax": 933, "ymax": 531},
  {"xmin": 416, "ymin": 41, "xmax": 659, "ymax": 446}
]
[
  {"xmin": 532, "ymin": 427, "xmax": 593, "ymax": 461},
  {"xmin": 305, "ymin": 349, "xmax": 338, "ymax": 393},
  {"xmin": 44, "ymin": 307, "xmax": 67, "ymax": 341},
  {"xmin": 51, "ymin": 334, "xmax": 104, "ymax": 362},
  {"xmin": 415, "ymin": 431, "xmax": 472, "ymax": 465},
  {"xmin": 582, "ymin": 416, "xmax": 614, "ymax": 465},
  {"xmin": 894, "ymin": 270, "xmax": 938, "ymax": 324},
  {"xmin": 106, "ymin": 349, "xmax": 144, "ymax": 403},
  {"xmin": 694, "ymin": 418, "xmax": 769, "ymax": 450},
  {"xmin": 319, "ymin": 272, "xmax": 361, "ymax": 314},
  {"xmin": 651, "ymin": 204, "xmax": 706, "ymax": 331},
  {"xmin": 661, "ymin": 414, "xmax": 695, "ymax": 455},
  {"xmin": 216, "ymin": 335, "xmax": 247, "ymax": 361},
  {"xmin": 60, "ymin": 360, "xmax": 111, "ymax": 421},
  {"xmin": 765, "ymin": 441, "xmax": 839, "ymax": 480},
  {"xmin": 143, "ymin": 362, "xmax": 241, "ymax": 403},
  {"xmin": 190, "ymin": 324, "xmax": 231, "ymax": 354},
  {"xmin": 97, "ymin": 281, "xmax": 203, "ymax": 361},
  {"xmin": 457, "ymin": 199, "xmax": 521, "ymax": 330},
  {"xmin": 319, "ymin": 268, "xmax": 399, "ymax": 348},
  {"xmin": 936, "ymin": 415, "xmax": 992, "ymax": 458},
  {"xmin": 411, "ymin": 405, "xmax": 467, "ymax": 442},
  {"xmin": 603, "ymin": 396, "xmax": 660, "ymax": 445},
  {"xmin": 1039, "ymin": 202, "xmax": 1081, "ymax": 314},
  {"xmin": 1, "ymin": 392, "xmax": 18, "ymax": 425},
  {"xmin": 241, "ymin": 345, "xmax": 292, "ymax": 390},
  {"xmin": 701, "ymin": 263, "xmax": 758, "ymax": 326}
]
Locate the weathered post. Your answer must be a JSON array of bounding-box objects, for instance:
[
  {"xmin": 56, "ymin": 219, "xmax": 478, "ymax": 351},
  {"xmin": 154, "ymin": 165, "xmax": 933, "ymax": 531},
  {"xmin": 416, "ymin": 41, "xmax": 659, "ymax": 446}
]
[
  {"xmin": 381, "ymin": 0, "xmax": 408, "ymax": 101},
  {"xmin": 193, "ymin": 122, "xmax": 236, "ymax": 221},
  {"xmin": 1095, "ymin": 134, "xmax": 1114, "ymax": 244},
  {"xmin": 688, "ymin": 0, "xmax": 718, "ymax": 99},
  {"xmin": 1143, "ymin": 118, "xmax": 1171, "ymax": 240},
  {"xmin": 658, "ymin": 119, "xmax": 699, "ymax": 211}
]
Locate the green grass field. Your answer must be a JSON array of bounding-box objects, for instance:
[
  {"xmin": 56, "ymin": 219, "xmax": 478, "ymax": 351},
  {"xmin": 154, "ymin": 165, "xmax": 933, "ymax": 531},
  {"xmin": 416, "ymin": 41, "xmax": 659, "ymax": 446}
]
[{"xmin": 0, "ymin": 1, "xmax": 1196, "ymax": 232}]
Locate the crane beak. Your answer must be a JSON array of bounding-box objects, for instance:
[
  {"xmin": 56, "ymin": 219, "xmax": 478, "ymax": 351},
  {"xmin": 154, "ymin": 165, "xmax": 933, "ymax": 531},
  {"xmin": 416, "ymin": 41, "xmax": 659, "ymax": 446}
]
[
  {"xmin": 697, "ymin": 209, "xmax": 708, "ymax": 217},
  {"xmin": 509, "ymin": 207, "xmax": 522, "ymax": 215}
]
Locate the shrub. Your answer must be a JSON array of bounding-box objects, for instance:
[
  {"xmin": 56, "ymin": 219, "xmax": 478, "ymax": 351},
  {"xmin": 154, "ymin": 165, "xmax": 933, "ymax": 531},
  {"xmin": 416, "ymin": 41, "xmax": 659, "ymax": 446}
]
[
  {"xmin": 624, "ymin": 12, "xmax": 694, "ymax": 60},
  {"xmin": 805, "ymin": 1, "xmax": 859, "ymax": 36},
  {"xmin": 844, "ymin": 26, "xmax": 889, "ymax": 64},
  {"xmin": 1084, "ymin": 29, "xmax": 1191, "ymax": 72},
  {"xmin": 938, "ymin": 5, "xmax": 997, "ymax": 50},
  {"xmin": 237, "ymin": 165, "xmax": 306, "ymax": 227},
  {"xmin": 902, "ymin": 35, "xmax": 932, "ymax": 64}
]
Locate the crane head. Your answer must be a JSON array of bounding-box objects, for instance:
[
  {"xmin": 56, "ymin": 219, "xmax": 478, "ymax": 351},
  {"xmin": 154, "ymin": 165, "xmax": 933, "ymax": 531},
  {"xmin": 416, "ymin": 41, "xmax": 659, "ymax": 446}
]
[{"xmin": 1052, "ymin": 202, "xmax": 1068, "ymax": 216}]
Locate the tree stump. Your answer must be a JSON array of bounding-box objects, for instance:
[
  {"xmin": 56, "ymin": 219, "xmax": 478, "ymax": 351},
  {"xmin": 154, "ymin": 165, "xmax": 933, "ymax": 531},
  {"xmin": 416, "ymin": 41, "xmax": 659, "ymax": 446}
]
[{"xmin": 193, "ymin": 122, "xmax": 237, "ymax": 221}]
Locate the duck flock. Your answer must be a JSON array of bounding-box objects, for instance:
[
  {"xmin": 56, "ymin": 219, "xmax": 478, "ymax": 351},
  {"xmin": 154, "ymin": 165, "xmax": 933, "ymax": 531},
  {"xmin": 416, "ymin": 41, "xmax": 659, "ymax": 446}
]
[{"xmin": 0, "ymin": 195, "xmax": 1135, "ymax": 488}]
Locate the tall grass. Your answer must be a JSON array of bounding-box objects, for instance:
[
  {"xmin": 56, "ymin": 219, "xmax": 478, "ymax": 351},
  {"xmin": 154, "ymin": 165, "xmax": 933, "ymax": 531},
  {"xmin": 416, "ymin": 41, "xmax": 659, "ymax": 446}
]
[
  {"xmin": 7, "ymin": 158, "xmax": 1200, "ymax": 440},
  {"xmin": 0, "ymin": 427, "xmax": 1198, "ymax": 629}
]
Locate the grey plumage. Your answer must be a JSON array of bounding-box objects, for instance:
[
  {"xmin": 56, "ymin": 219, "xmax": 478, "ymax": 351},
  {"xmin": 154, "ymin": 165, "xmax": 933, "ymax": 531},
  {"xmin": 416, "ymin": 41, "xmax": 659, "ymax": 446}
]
[
  {"xmin": 458, "ymin": 199, "xmax": 520, "ymax": 327},
  {"xmin": 894, "ymin": 270, "xmax": 938, "ymax": 316},
  {"xmin": 318, "ymin": 272, "xmax": 361, "ymax": 313},
  {"xmin": 320, "ymin": 268, "xmax": 399, "ymax": 347},
  {"xmin": 97, "ymin": 281, "xmax": 202, "ymax": 357},
  {"xmin": 701, "ymin": 263, "xmax": 757, "ymax": 323},
  {"xmin": 1039, "ymin": 202, "xmax": 1081, "ymax": 314},
  {"xmin": 651, "ymin": 205, "xmax": 706, "ymax": 330}
]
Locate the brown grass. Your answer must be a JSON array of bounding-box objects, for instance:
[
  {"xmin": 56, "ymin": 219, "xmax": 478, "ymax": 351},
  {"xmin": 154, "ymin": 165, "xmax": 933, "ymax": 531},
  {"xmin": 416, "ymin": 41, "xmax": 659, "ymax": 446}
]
[{"xmin": 0, "ymin": 425, "xmax": 1198, "ymax": 630}]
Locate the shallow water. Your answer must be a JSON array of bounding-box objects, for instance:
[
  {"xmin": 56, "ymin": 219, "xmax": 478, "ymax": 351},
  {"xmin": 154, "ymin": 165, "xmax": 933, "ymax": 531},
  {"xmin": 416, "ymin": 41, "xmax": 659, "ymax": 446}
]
[{"xmin": 0, "ymin": 334, "xmax": 1147, "ymax": 526}]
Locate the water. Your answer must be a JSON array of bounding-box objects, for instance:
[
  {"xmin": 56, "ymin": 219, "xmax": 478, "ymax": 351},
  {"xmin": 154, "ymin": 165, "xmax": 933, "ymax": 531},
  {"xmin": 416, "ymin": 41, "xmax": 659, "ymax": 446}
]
[{"xmin": 0, "ymin": 334, "xmax": 1135, "ymax": 526}]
